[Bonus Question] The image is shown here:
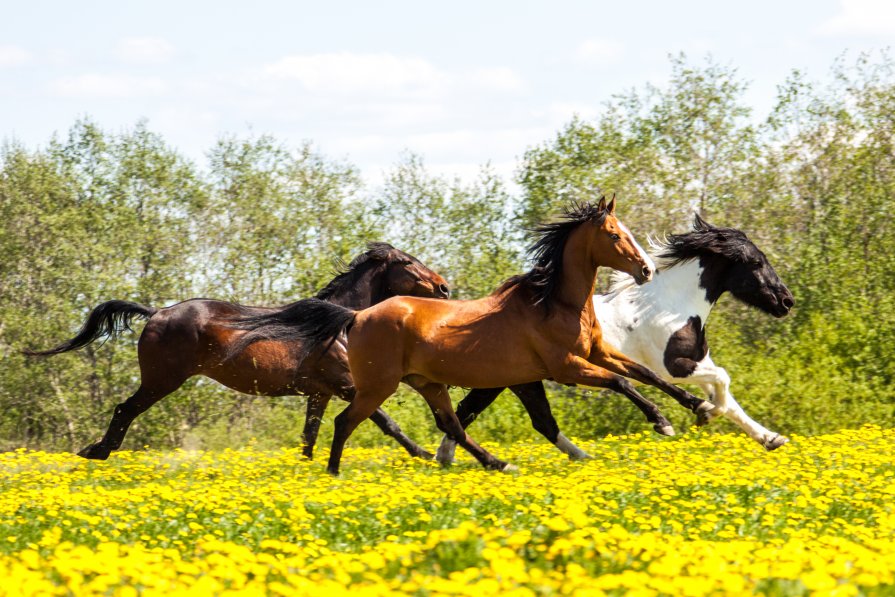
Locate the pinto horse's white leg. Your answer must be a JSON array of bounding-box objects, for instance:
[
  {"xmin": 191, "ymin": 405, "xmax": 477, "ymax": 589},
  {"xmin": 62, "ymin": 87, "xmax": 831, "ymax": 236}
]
[{"xmin": 684, "ymin": 358, "xmax": 788, "ymax": 451}]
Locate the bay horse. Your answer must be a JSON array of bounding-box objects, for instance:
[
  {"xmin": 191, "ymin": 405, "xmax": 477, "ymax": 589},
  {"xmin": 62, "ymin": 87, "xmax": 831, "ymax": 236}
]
[
  {"xmin": 24, "ymin": 243, "xmax": 449, "ymax": 460},
  {"xmin": 232, "ymin": 196, "xmax": 712, "ymax": 475},
  {"xmin": 437, "ymin": 214, "xmax": 794, "ymax": 463}
]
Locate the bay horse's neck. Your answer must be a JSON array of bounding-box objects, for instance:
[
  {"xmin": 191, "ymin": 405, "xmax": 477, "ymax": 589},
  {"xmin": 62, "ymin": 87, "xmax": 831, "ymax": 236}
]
[
  {"xmin": 639, "ymin": 259, "xmax": 715, "ymax": 323},
  {"xmin": 555, "ymin": 225, "xmax": 600, "ymax": 316}
]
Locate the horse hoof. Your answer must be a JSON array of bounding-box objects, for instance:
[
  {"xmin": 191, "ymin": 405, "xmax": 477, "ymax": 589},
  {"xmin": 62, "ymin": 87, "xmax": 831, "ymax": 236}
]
[
  {"xmin": 435, "ymin": 442, "xmax": 457, "ymax": 466},
  {"xmin": 414, "ymin": 450, "xmax": 435, "ymax": 461},
  {"xmin": 568, "ymin": 451, "xmax": 594, "ymax": 461},
  {"xmin": 501, "ymin": 463, "xmax": 519, "ymax": 473},
  {"xmin": 654, "ymin": 424, "xmax": 676, "ymax": 437},
  {"xmin": 764, "ymin": 435, "xmax": 789, "ymax": 451},
  {"xmin": 695, "ymin": 402, "xmax": 717, "ymax": 426},
  {"xmin": 77, "ymin": 443, "xmax": 110, "ymax": 460}
]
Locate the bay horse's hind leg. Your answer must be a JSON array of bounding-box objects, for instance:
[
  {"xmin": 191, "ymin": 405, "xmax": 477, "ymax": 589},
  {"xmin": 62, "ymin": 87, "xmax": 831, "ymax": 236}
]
[
  {"xmin": 78, "ymin": 378, "xmax": 184, "ymax": 460},
  {"xmin": 327, "ymin": 383, "xmax": 397, "ymax": 476},
  {"xmin": 368, "ymin": 408, "xmax": 433, "ymax": 460},
  {"xmin": 436, "ymin": 386, "xmax": 504, "ymax": 465},
  {"xmin": 410, "ymin": 380, "xmax": 514, "ymax": 472},
  {"xmin": 511, "ymin": 382, "xmax": 594, "ymax": 460}
]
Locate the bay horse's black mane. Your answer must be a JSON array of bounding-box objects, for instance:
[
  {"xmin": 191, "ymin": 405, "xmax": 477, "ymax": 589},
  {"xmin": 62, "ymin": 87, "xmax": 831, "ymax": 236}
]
[
  {"xmin": 655, "ymin": 214, "xmax": 758, "ymax": 266},
  {"xmin": 501, "ymin": 200, "xmax": 608, "ymax": 312}
]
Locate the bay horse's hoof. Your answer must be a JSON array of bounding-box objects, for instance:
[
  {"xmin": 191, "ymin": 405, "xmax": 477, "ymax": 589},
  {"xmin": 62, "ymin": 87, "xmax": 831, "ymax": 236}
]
[
  {"xmin": 568, "ymin": 451, "xmax": 594, "ymax": 461},
  {"xmin": 654, "ymin": 424, "xmax": 676, "ymax": 436},
  {"xmin": 500, "ymin": 463, "xmax": 519, "ymax": 473},
  {"xmin": 764, "ymin": 435, "xmax": 789, "ymax": 451},
  {"xmin": 414, "ymin": 449, "xmax": 435, "ymax": 461},
  {"xmin": 77, "ymin": 443, "xmax": 110, "ymax": 460}
]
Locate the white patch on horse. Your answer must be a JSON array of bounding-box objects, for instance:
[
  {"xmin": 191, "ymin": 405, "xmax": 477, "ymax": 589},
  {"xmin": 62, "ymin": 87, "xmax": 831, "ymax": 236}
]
[{"xmin": 555, "ymin": 433, "xmax": 591, "ymax": 460}]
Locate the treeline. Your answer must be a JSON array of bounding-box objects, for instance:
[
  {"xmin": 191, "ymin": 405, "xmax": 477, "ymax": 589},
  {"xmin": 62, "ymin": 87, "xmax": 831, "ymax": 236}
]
[{"xmin": 1, "ymin": 54, "xmax": 893, "ymax": 453}]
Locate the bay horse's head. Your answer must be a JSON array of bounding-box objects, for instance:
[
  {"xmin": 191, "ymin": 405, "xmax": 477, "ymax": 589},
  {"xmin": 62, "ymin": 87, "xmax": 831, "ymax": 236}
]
[
  {"xmin": 316, "ymin": 242, "xmax": 450, "ymax": 308},
  {"xmin": 661, "ymin": 214, "xmax": 794, "ymax": 317},
  {"xmin": 587, "ymin": 195, "xmax": 655, "ymax": 285}
]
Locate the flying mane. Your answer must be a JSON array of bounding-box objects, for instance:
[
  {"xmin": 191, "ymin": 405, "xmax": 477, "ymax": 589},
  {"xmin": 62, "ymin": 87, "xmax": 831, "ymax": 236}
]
[
  {"xmin": 501, "ymin": 200, "xmax": 608, "ymax": 312},
  {"xmin": 316, "ymin": 242, "xmax": 400, "ymax": 301}
]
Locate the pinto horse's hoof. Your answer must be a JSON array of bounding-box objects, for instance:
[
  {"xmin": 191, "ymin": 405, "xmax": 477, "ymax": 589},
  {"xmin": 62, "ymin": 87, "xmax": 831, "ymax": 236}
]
[
  {"xmin": 694, "ymin": 402, "xmax": 718, "ymax": 426},
  {"xmin": 654, "ymin": 424, "xmax": 676, "ymax": 437},
  {"xmin": 77, "ymin": 443, "xmax": 111, "ymax": 460},
  {"xmin": 764, "ymin": 435, "xmax": 789, "ymax": 451}
]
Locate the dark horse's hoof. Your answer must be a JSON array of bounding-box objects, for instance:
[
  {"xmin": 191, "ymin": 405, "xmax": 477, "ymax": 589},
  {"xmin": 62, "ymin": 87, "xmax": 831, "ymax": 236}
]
[{"xmin": 77, "ymin": 443, "xmax": 111, "ymax": 460}]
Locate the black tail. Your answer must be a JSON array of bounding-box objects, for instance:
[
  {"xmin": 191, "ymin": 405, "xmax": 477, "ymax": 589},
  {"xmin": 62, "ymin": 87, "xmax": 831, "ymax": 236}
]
[
  {"xmin": 225, "ymin": 298, "xmax": 356, "ymax": 361},
  {"xmin": 23, "ymin": 300, "xmax": 158, "ymax": 356}
]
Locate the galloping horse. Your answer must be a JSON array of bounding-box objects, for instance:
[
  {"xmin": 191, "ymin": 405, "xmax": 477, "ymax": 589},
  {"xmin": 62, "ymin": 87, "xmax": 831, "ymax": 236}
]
[
  {"xmin": 232, "ymin": 197, "xmax": 712, "ymax": 475},
  {"xmin": 437, "ymin": 214, "xmax": 794, "ymax": 463},
  {"xmin": 25, "ymin": 243, "xmax": 449, "ymax": 460}
]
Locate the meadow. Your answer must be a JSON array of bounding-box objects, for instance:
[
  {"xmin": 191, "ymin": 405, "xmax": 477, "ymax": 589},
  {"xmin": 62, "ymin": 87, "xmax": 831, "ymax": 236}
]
[{"xmin": 1, "ymin": 426, "xmax": 892, "ymax": 596}]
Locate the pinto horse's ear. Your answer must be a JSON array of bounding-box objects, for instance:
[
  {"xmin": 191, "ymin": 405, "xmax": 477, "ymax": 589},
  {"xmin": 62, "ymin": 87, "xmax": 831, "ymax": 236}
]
[
  {"xmin": 693, "ymin": 212, "xmax": 713, "ymax": 231},
  {"xmin": 607, "ymin": 193, "xmax": 617, "ymax": 214},
  {"xmin": 596, "ymin": 196, "xmax": 607, "ymax": 213}
]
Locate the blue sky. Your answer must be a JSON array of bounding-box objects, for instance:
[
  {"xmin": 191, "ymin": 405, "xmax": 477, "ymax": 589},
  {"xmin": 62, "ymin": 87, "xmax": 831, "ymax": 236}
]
[{"xmin": 1, "ymin": 0, "xmax": 892, "ymax": 183}]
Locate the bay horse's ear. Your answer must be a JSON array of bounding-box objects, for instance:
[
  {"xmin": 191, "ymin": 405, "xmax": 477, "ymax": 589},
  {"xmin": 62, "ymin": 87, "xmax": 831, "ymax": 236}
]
[
  {"xmin": 607, "ymin": 193, "xmax": 617, "ymax": 215},
  {"xmin": 693, "ymin": 212, "xmax": 713, "ymax": 231},
  {"xmin": 596, "ymin": 195, "xmax": 607, "ymax": 213}
]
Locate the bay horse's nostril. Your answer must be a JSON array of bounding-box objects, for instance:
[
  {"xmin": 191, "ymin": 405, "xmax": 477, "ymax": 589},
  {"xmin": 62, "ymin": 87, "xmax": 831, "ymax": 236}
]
[
  {"xmin": 641, "ymin": 266, "xmax": 652, "ymax": 280},
  {"xmin": 439, "ymin": 283, "xmax": 451, "ymax": 298}
]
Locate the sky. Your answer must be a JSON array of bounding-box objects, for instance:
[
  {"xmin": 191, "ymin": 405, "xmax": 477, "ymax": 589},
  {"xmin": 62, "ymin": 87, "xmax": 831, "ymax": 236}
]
[{"xmin": 1, "ymin": 0, "xmax": 893, "ymax": 184}]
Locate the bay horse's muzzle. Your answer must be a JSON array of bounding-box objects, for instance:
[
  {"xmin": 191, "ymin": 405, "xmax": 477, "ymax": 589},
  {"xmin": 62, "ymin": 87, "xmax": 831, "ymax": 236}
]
[{"xmin": 634, "ymin": 265, "xmax": 654, "ymax": 285}]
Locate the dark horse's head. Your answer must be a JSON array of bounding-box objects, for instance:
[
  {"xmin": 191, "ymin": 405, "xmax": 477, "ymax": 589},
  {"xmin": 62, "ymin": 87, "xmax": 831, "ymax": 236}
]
[
  {"xmin": 316, "ymin": 242, "xmax": 450, "ymax": 308},
  {"xmin": 659, "ymin": 214, "xmax": 794, "ymax": 318}
]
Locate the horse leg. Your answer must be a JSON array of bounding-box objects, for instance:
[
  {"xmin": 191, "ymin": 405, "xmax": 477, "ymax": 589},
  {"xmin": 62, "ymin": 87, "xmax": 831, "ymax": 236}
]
[
  {"xmin": 589, "ymin": 347, "xmax": 713, "ymax": 417},
  {"xmin": 686, "ymin": 359, "xmax": 788, "ymax": 450},
  {"xmin": 411, "ymin": 381, "xmax": 513, "ymax": 472},
  {"xmin": 368, "ymin": 408, "xmax": 433, "ymax": 460},
  {"xmin": 510, "ymin": 382, "xmax": 594, "ymax": 459},
  {"xmin": 327, "ymin": 383, "xmax": 397, "ymax": 476},
  {"xmin": 435, "ymin": 387, "xmax": 504, "ymax": 466},
  {"xmin": 302, "ymin": 395, "xmax": 331, "ymax": 459},
  {"xmin": 78, "ymin": 379, "xmax": 182, "ymax": 460}
]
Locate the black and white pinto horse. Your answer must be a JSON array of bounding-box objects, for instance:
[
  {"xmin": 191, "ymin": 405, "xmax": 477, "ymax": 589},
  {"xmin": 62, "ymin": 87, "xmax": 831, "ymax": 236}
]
[{"xmin": 436, "ymin": 214, "xmax": 795, "ymax": 463}]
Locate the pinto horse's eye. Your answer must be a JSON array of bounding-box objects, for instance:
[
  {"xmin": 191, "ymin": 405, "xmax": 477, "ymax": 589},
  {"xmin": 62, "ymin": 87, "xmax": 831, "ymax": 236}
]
[{"xmin": 610, "ymin": 233, "xmax": 621, "ymax": 242}]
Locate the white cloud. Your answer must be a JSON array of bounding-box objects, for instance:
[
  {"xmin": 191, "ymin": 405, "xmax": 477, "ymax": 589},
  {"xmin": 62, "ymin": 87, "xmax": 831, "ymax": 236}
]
[
  {"xmin": 0, "ymin": 45, "xmax": 30, "ymax": 67},
  {"xmin": 575, "ymin": 38, "xmax": 623, "ymax": 66},
  {"xmin": 466, "ymin": 67, "xmax": 525, "ymax": 92},
  {"xmin": 51, "ymin": 74, "xmax": 168, "ymax": 98},
  {"xmin": 116, "ymin": 37, "xmax": 176, "ymax": 64},
  {"xmin": 817, "ymin": 0, "xmax": 895, "ymax": 35},
  {"xmin": 263, "ymin": 52, "xmax": 449, "ymax": 97}
]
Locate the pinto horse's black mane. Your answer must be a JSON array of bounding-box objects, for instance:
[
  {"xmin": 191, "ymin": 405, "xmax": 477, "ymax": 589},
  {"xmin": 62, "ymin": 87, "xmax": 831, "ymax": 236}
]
[
  {"xmin": 501, "ymin": 201, "xmax": 608, "ymax": 312},
  {"xmin": 655, "ymin": 214, "xmax": 758, "ymax": 267}
]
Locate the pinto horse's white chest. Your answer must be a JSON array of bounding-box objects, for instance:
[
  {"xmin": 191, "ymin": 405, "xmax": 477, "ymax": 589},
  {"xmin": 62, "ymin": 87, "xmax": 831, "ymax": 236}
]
[{"xmin": 593, "ymin": 260, "xmax": 714, "ymax": 377}]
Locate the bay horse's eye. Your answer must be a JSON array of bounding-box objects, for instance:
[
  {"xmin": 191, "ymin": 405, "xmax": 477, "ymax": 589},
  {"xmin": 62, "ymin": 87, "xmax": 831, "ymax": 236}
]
[{"xmin": 610, "ymin": 233, "xmax": 621, "ymax": 242}]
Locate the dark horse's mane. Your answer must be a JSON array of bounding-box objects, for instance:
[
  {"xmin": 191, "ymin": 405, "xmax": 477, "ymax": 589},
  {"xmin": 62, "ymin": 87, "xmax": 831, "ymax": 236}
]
[
  {"xmin": 654, "ymin": 214, "xmax": 754, "ymax": 267},
  {"xmin": 500, "ymin": 200, "xmax": 608, "ymax": 313},
  {"xmin": 315, "ymin": 242, "xmax": 398, "ymax": 301},
  {"xmin": 223, "ymin": 242, "xmax": 402, "ymax": 358}
]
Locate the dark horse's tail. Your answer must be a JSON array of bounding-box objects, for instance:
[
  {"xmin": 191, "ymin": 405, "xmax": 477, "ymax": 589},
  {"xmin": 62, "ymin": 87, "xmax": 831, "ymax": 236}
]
[
  {"xmin": 23, "ymin": 300, "xmax": 158, "ymax": 356},
  {"xmin": 225, "ymin": 298, "xmax": 356, "ymax": 362}
]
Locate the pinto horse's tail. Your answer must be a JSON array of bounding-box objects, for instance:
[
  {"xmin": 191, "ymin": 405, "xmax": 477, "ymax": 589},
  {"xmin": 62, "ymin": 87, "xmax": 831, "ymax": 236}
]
[
  {"xmin": 23, "ymin": 300, "xmax": 158, "ymax": 356},
  {"xmin": 224, "ymin": 298, "xmax": 356, "ymax": 362}
]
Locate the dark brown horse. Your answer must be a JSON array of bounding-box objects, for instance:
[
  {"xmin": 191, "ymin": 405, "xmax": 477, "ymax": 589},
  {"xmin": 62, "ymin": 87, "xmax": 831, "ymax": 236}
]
[
  {"xmin": 24, "ymin": 243, "xmax": 449, "ymax": 460},
  {"xmin": 233, "ymin": 197, "xmax": 710, "ymax": 475}
]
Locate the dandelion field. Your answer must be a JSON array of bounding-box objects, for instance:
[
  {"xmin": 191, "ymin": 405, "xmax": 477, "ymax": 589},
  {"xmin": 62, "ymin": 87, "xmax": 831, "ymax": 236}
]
[{"xmin": 1, "ymin": 427, "xmax": 893, "ymax": 596}]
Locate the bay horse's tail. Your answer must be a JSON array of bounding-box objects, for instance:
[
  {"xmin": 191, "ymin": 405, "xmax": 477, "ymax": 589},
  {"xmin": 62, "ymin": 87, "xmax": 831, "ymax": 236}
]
[
  {"xmin": 23, "ymin": 300, "xmax": 158, "ymax": 356},
  {"xmin": 225, "ymin": 298, "xmax": 356, "ymax": 361}
]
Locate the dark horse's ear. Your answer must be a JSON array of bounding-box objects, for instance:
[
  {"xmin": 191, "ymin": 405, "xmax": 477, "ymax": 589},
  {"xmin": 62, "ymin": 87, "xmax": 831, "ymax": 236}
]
[
  {"xmin": 693, "ymin": 212, "xmax": 713, "ymax": 231},
  {"xmin": 607, "ymin": 193, "xmax": 617, "ymax": 214},
  {"xmin": 596, "ymin": 195, "xmax": 607, "ymax": 213}
]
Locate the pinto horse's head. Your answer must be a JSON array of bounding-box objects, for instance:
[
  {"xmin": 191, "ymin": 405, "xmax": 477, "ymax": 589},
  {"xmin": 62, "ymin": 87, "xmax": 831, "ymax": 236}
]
[
  {"xmin": 678, "ymin": 214, "xmax": 794, "ymax": 317},
  {"xmin": 589, "ymin": 195, "xmax": 655, "ymax": 285}
]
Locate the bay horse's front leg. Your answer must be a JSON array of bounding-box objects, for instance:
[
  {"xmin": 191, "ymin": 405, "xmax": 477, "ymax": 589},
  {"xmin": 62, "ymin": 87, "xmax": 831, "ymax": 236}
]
[{"xmin": 588, "ymin": 347, "xmax": 713, "ymax": 417}]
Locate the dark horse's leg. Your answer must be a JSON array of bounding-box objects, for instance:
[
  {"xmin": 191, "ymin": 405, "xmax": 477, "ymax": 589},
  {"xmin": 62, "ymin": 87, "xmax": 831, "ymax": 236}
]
[
  {"xmin": 79, "ymin": 378, "xmax": 184, "ymax": 459},
  {"xmin": 302, "ymin": 394, "xmax": 433, "ymax": 460},
  {"xmin": 435, "ymin": 387, "xmax": 503, "ymax": 464}
]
